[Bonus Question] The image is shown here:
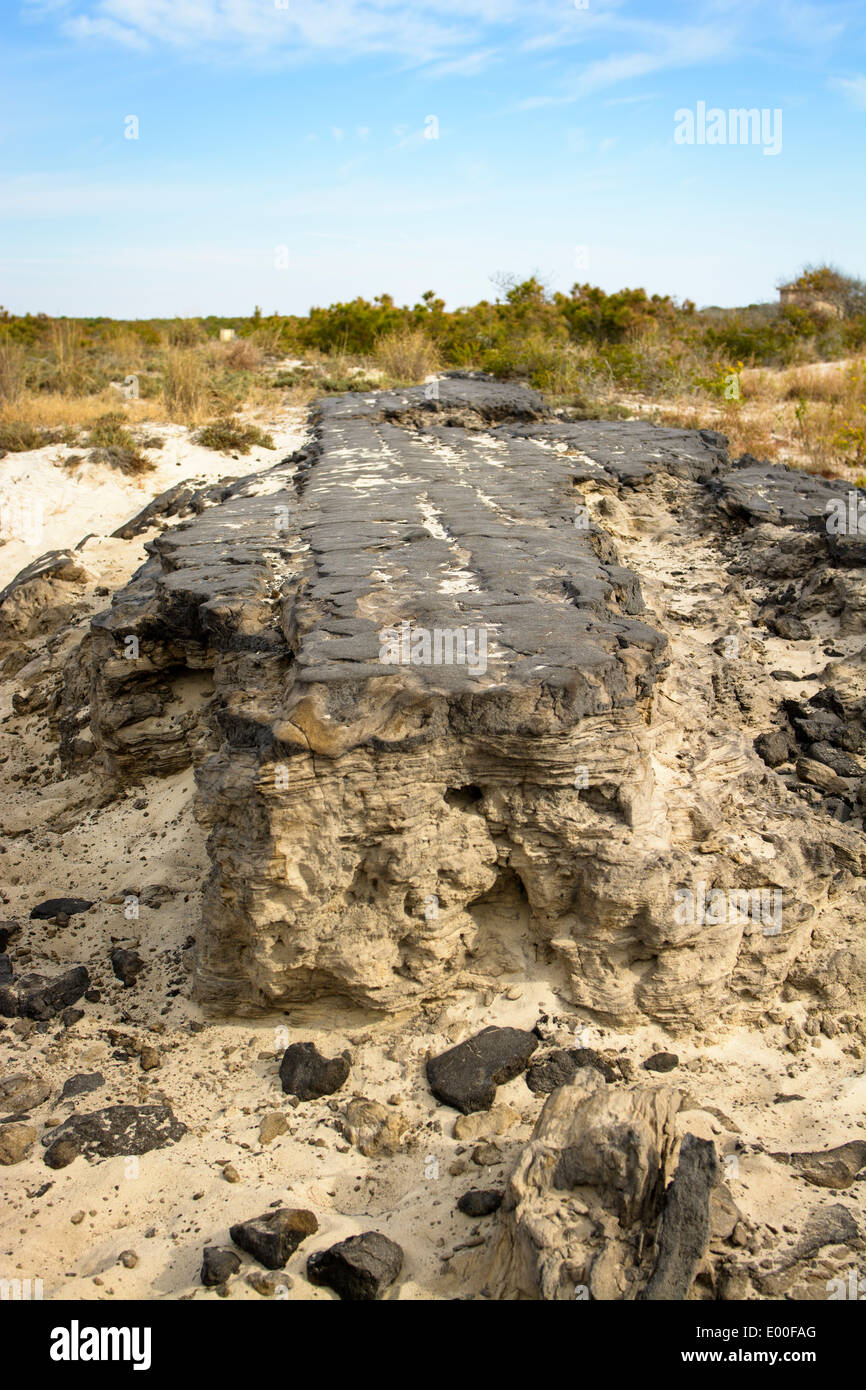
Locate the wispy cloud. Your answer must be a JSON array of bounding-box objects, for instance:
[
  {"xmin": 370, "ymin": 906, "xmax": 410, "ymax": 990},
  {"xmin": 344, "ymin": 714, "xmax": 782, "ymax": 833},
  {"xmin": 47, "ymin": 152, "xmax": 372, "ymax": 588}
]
[
  {"xmin": 832, "ymin": 73, "xmax": 866, "ymax": 109},
  {"xmin": 515, "ymin": 23, "xmax": 735, "ymax": 109},
  {"xmin": 22, "ymin": 0, "xmax": 522, "ymax": 64}
]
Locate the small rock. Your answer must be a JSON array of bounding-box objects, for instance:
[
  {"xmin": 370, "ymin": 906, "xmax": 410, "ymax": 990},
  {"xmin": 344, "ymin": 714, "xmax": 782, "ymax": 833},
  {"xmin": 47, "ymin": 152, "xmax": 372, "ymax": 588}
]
[
  {"xmin": 70, "ymin": 1210, "xmax": 85, "ymax": 1225},
  {"xmin": 0, "ymin": 1121, "xmax": 37, "ymax": 1165},
  {"xmin": 279, "ymin": 1042, "xmax": 350, "ymax": 1101},
  {"xmin": 341, "ymin": 1097, "xmax": 405, "ymax": 1157},
  {"xmin": 259, "ymin": 1112, "xmax": 290, "ymax": 1146},
  {"xmin": 247, "ymin": 1269, "xmax": 293, "ymax": 1297},
  {"xmin": 110, "ymin": 947, "xmax": 145, "ymax": 988},
  {"xmin": 201, "ymin": 1247, "xmax": 241, "ymax": 1286},
  {"xmin": 457, "ymin": 1188, "xmax": 503, "ymax": 1217},
  {"xmin": 119, "ymin": 1250, "xmax": 139, "ymax": 1269},
  {"xmin": 453, "ymin": 1104, "xmax": 520, "ymax": 1142},
  {"xmin": 30, "ymin": 898, "xmax": 94, "ymax": 920},
  {"xmin": 754, "ymin": 729, "xmax": 796, "ymax": 768},
  {"xmin": 426, "ymin": 1026, "xmax": 538, "ymax": 1114},
  {"xmin": 139, "ymin": 1047, "xmax": 161, "ymax": 1072},
  {"xmin": 223, "ymin": 1164, "xmax": 240, "ymax": 1183},
  {"xmin": 307, "ymin": 1231, "xmax": 403, "ymax": 1301},
  {"xmin": 770, "ymin": 615, "xmax": 811, "ymax": 641},
  {"xmin": 0, "ymin": 922, "xmax": 19, "ymax": 952},
  {"xmin": 643, "ymin": 1052, "xmax": 679, "ymax": 1073},
  {"xmin": 45, "ymin": 1139, "xmax": 79, "ymax": 1170},
  {"xmin": 229, "ymin": 1208, "xmax": 318, "ymax": 1269},
  {"xmin": 796, "ymin": 758, "xmax": 849, "ymax": 796},
  {"xmin": 471, "ymin": 1142, "xmax": 501, "ymax": 1167},
  {"xmin": 0, "ymin": 1072, "xmax": 50, "ymax": 1114}
]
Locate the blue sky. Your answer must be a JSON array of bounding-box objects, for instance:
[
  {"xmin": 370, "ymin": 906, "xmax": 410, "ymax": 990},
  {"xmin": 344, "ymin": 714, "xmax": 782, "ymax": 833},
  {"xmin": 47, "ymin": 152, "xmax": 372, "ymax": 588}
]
[{"xmin": 1, "ymin": 0, "xmax": 864, "ymax": 317}]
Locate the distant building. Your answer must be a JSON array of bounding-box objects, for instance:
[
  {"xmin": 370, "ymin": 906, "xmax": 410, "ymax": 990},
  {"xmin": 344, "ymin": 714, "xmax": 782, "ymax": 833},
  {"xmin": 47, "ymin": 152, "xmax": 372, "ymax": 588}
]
[
  {"xmin": 778, "ymin": 282, "xmax": 843, "ymax": 318},
  {"xmin": 219, "ymin": 328, "xmax": 237, "ymax": 342}
]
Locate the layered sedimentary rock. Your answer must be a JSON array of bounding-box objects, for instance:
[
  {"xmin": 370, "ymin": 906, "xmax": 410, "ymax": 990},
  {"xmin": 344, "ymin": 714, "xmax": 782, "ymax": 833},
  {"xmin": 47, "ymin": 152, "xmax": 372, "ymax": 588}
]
[{"xmin": 71, "ymin": 376, "xmax": 866, "ymax": 1024}]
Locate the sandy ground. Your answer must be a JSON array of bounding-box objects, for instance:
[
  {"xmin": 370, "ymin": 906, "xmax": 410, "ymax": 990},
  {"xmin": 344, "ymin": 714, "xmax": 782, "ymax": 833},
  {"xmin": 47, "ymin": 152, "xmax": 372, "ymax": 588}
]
[
  {"xmin": 0, "ymin": 406, "xmax": 864, "ymax": 1302},
  {"xmin": 0, "ymin": 415, "xmax": 306, "ymax": 594}
]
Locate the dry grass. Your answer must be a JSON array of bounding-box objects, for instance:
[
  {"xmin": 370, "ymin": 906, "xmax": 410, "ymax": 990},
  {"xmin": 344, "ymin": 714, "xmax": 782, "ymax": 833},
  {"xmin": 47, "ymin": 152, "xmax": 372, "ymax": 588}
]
[
  {"xmin": 373, "ymin": 327, "xmax": 440, "ymax": 383},
  {"xmin": 206, "ymin": 337, "xmax": 262, "ymax": 372},
  {"xmin": 741, "ymin": 360, "xmax": 858, "ymax": 403},
  {"xmin": 642, "ymin": 358, "xmax": 866, "ymax": 475},
  {"xmin": 0, "ymin": 389, "xmax": 156, "ymax": 429},
  {"xmin": 162, "ymin": 347, "xmax": 209, "ymax": 423},
  {"xmin": 47, "ymin": 320, "xmax": 95, "ymax": 394},
  {"xmin": 0, "ymin": 338, "xmax": 27, "ymax": 406}
]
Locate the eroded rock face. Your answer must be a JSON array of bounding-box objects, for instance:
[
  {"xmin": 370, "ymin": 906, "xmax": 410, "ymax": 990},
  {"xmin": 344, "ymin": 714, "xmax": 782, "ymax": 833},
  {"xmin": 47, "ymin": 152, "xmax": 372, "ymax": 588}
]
[
  {"xmin": 484, "ymin": 1069, "xmax": 685, "ymax": 1300},
  {"xmin": 71, "ymin": 377, "xmax": 866, "ymax": 1026}
]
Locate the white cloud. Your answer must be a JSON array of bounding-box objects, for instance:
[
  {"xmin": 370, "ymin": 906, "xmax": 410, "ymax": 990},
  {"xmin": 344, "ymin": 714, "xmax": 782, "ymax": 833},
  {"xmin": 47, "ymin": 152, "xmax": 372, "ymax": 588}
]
[
  {"xmin": 514, "ymin": 23, "xmax": 735, "ymax": 110},
  {"xmin": 21, "ymin": 0, "xmax": 850, "ymax": 76},
  {"xmin": 22, "ymin": 0, "xmax": 520, "ymax": 64},
  {"xmin": 832, "ymin": 74, "xmax": 866, "ymax": 110}
]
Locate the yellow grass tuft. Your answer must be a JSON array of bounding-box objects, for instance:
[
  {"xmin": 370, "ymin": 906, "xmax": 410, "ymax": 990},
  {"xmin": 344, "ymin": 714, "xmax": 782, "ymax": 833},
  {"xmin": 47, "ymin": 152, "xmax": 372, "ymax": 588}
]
[{"xmin": 373, "ymin": 327, "xmax": 441, "ymax": 383}]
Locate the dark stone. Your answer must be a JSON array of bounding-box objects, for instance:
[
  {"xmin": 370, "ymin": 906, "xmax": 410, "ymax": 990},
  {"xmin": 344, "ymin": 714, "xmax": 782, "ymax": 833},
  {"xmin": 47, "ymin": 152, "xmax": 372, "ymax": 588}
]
[
  {"xmin": 754, "ymin": 729, "xmax": 796, "ymax": 768},
  {"xmin": 643, "ymin": 1051, "xmax": 679, "ymax": 1073},
  {"xmin": 278, "ymin": 1042, "xmax": 350, "ymax": 1101},
  {"xmin": 526, "ymin": 1046, "xmax": 617, "ymax": 1094},
  {"xmin": 200, "ymin": 1246, "xmax": 241, "ymax": 1286},
  {"xmin": 0, "ymin": 954, "xmax": 11, "ymax": 984},
  {"xmin": 807, "ymin": 742, "xmax": 863, "ymax": 779},
  {"xmin": 42, "ymin": 1104, "xmax": 187, "ymax": 1168},
  {"xmin": 113, "ymin": 481, "xmax": 201, "ymax": 540},
  {"xmin": 60, "ymin": 1072, "xmax": 105, "ymax": 1101},
  {"xmin": 30, "ymin": 898, "xmax": 94, "ymax": 920},
  {"xmin": 229, "ymin": 1208, "xmax": 318, "ymax": 1269},
  {"xmin": 641, "ymin": 1133, "xmax": 719, "ymax": 1301},
  {"xmin": 426, "ymin": 1026, "xmax": 539, "ymax": 1113},
  {"xmin": 457, "ymin": 1188, "xmax": 503, "ymax": 1217},
  {"xmin": 110, "ymin": 947, "xmax": 146, "ymax": 988},
  {"xmin": 84, "ymin": 989, "xmax": 101, "ymax": 1003},
  {"xmin": 307, "ymin": 1231, "xmax": 403, "ymax": 1300},
  {"xmin": 0, "ymin": 965, "xmax": 90, "ymax": 1021},
  {"xmin": 43, "ymin": 1139, "xmax": 79, "ymax": 1169},
  {"xmin": 770, "ymin": 615, "xmax": 811, "ymax": 641},
  {"xmin": 61, "ymin": 1007, "xmax": 84, "ymax": 1027},
  {"xmin": 710, "ymin": 462, "xmax": 858, "ymax": 530}
]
